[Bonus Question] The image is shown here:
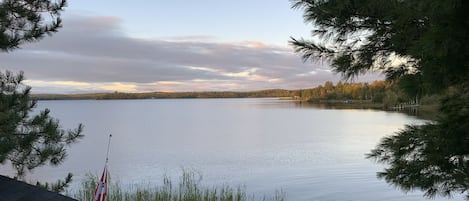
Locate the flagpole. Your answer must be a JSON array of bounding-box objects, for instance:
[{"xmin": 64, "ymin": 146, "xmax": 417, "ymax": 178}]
[
  {"xmin": 93, "ymin": 134, "xmax": 112, "ymax": 201},
  {"xmin": 105, "ymin": 134, "xmax": 112, "ymax": 165}
]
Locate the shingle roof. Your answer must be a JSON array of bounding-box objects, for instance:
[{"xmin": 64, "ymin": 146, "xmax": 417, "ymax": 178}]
[{"xmin": 0, "ymin": 175, "xmax": 77, "ymax": 201}]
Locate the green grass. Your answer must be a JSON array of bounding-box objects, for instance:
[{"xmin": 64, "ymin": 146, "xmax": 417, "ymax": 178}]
[{"xmin": 70, "ymin": 171, "xmax": 286, "ymax": 201}]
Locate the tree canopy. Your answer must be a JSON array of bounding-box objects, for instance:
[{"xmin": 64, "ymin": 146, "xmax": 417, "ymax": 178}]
[
  {"xmin": 290, "ymin": 0, "xmax": 469, "ymax": 91},
  {"xmin": 0, "ymin": 0, "xmax": 66, "ymax": 51},
  {"xmin": 291, "ymin": 0, "xmax": 469, "ymax": 199}
]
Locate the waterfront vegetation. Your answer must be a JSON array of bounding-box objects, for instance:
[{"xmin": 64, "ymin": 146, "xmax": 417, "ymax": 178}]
[
  {"xmin": 71, "ymin": 171, "xmax": 285, "ymax": 201},
  {"xmin": 33, "ymin": 80, "xmax": 440, "ymax": 109},
  {"xmin": 32, "ymin": 89, "xmax": 294, "ymax": 100}
]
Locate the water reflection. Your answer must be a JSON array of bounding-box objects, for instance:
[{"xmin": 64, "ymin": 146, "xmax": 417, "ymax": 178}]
[
  {"xmin": 288, "ymin": 100, "xmax": 438, "ymax": 120},
  {"xmin": 0, "ymin": 98, "xmax": 456, "ymax": 201}
]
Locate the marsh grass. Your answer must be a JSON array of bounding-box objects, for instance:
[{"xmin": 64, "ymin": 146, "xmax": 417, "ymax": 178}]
[{"xmin": 71, "ymin": 171, "xmax": 285, "ymax": 201}]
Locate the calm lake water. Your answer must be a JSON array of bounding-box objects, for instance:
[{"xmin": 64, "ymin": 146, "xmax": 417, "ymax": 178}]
[{"xmin": 0, "ymin": 98, "xmax": 463, "ymax": 201}]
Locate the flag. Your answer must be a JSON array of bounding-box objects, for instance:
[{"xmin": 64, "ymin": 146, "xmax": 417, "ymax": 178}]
[{"xmin": 93, "ymin": 165, "xmax": 108, "ymax": 201}]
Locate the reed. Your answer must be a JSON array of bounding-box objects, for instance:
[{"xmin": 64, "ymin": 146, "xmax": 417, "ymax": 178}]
[{"xmin": 71, "ymin": 171, "xmax": 285, "ymax": 201}]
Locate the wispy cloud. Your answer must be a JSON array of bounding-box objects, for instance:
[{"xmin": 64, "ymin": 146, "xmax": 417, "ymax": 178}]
[{"xmin": 0, "ymin": 15, "xmax": 381, "ymax": 94}]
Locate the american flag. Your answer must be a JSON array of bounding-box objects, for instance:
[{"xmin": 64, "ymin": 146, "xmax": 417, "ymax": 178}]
[{"xmin": 92, "ymin": 166, "xmax": 108, "ymax": 201}]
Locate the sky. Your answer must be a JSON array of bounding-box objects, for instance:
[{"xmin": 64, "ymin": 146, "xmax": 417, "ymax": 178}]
[{"xmin": 0, "ymin": 0, "xmax": 382, "ymax": 94}]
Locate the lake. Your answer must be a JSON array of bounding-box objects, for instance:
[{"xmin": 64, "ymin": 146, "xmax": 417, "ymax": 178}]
[{"xmin": 0, "ymin": 98, "xmax": 462, "ymax": 201}]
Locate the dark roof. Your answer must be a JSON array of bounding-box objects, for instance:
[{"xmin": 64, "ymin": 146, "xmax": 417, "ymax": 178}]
[{"xmin": 0, "ymin": 175, "xmax": 77, "ymax": 201}]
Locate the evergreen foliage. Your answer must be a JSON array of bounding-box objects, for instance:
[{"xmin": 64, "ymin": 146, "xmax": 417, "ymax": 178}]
[
  {"xmin": 0, "ymin": 0, "xmax": 66, "ymax": 51},
  {"xmin": 290, "ymin": 0, "xmax": 469, "ymax": 91},
  {"xmin": 36, "ymin": 172, "xmax": 73, "ymax": 193},
  {"xmin": 367, "ymin": 84, "xmax": 469, "ymax": 199},
  {"xmin": 291, "ymin": 0, "xmax": 469, "ymax": 199},
  {"xmin": 0, "ymin": 71, "xmax": 83, "ymax": 191},
  {"xmin": 0, "ymin": 0, "xmax": 78, "ymax": 193}
]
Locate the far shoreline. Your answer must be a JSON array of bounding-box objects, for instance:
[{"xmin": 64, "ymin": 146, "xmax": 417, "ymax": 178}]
[{"xmin": 32, "ymin": 91, "xmax": 438, "ymax": 120}]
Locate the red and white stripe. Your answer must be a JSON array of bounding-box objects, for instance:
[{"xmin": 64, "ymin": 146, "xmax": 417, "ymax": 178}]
[{"xmin": 93, "ymin": 166, "xmax": 108, "ymax": 201}]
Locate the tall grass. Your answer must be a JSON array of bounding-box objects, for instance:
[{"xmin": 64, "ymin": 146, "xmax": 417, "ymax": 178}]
[{"xmin": 71, "ymin": 171, "xmax": 285, "ymax": 201}]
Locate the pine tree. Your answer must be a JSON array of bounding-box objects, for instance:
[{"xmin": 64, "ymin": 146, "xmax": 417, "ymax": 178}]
[
  {"xmin": 290, "ymin": 0, "xmax": 469, "ymax": 199},
  {"xmin": 0, "ymin": 71, "xmax": 83, "ymax": 191},
  {"xmin": 0, "ymin": 0, "xmax": 66, "ymax": 51},
  {"xmin": 0, "ymin": 0, "xmax": 81, "ymax": 193}
]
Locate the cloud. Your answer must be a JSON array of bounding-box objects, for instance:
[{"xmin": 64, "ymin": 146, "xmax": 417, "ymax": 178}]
[{"xmin": 0, "ymin": 15, "xmax": 382, "ymax": 93}]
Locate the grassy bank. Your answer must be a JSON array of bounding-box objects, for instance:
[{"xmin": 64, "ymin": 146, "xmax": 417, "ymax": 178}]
[{"xmin": 70, "ymin": 171, "xmax": 286, "ymax": 201}]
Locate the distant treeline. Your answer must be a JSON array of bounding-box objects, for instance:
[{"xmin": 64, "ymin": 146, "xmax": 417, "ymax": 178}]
[
  {"xmin": 32, "ymin": 89, "xmax": 295, "ymax": 100},
  {"xmin": 33, "ymin": 80, "xmax": 439, "ymax": 107}
]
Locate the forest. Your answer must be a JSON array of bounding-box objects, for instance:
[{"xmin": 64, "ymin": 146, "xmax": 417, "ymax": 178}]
[
  {"xmin": 295, "ymin": 80, "xmax": 438, "ymax": 108},
  {"xmin": 33, "ymin": 80, "xmax": 438, "ymax": 109}
]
